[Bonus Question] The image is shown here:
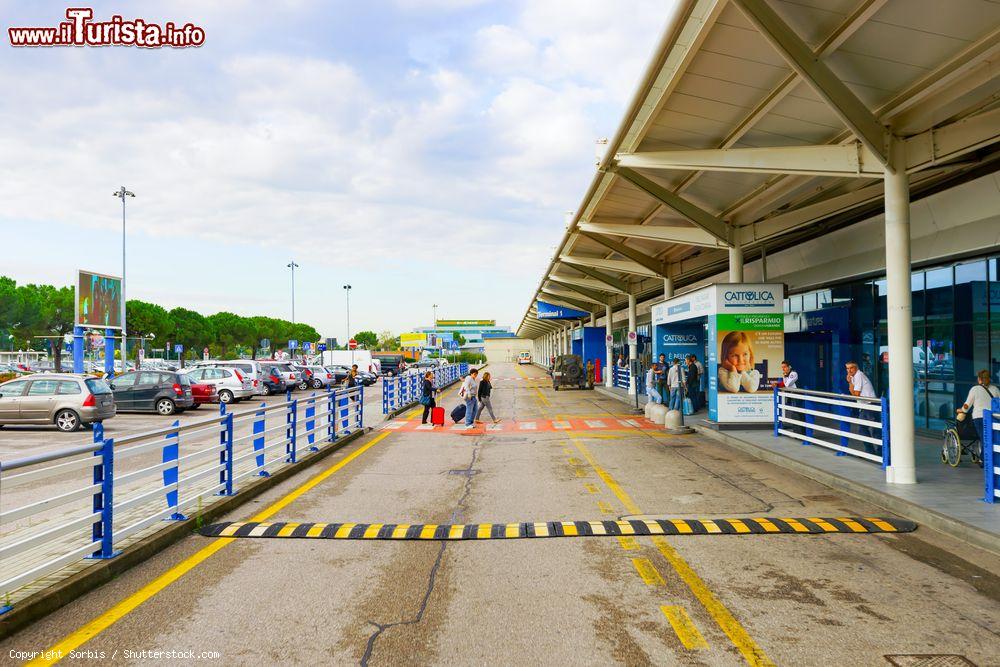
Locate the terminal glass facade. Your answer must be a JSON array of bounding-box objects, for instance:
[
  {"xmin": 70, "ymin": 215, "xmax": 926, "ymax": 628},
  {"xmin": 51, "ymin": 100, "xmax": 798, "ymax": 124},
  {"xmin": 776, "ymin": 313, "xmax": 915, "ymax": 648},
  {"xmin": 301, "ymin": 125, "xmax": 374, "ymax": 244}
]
[{"xmin": 784, "ymin": 256, "xmax": 1000, "ymax": 432}]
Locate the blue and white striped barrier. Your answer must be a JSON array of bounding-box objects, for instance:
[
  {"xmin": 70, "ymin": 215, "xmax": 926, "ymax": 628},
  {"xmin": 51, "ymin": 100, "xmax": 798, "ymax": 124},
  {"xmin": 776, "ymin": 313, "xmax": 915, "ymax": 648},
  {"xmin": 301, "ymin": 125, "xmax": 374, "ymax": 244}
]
[
  {"xmin": 381, "ymin": 363, "xmax": 469, "ymax": 415},
  {"xmin": 984, "ymin": 397, "xmax": 999, "ymax": 504}
]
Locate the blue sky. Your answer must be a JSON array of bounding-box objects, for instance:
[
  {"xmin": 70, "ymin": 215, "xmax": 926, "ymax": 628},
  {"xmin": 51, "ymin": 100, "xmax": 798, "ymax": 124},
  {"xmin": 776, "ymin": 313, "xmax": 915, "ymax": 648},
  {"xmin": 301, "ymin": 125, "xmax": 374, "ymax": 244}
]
[{"xmin": 0, "ymin": 0, "xmax": 670, "ymax": 341}]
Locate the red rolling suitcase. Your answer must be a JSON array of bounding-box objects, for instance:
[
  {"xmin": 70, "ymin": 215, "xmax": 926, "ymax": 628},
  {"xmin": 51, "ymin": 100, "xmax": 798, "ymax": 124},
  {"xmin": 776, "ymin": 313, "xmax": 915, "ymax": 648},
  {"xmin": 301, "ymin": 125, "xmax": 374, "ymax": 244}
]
[{"xmin": 431, "ymin": 406, "xmax": 446, "ymax": 426}]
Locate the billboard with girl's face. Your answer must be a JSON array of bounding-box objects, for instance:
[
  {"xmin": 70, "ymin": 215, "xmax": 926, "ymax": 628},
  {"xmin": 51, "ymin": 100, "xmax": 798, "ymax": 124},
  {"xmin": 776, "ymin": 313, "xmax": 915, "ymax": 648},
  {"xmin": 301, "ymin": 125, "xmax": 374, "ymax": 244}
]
[
  {"xmin": 76, "ymin": 270, "xmax": 122, "ymax": 329},
  {"xmin": 711, "ymin": 313, "xmax": 784, "ymax": 422}
]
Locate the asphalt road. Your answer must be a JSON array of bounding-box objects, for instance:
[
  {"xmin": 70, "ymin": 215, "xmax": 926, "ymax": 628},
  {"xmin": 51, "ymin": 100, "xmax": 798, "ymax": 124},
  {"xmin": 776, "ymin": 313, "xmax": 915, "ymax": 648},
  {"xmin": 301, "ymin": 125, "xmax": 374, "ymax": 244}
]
[{"xmin": 2, "ymin": 363, "xmax": 998, "ymax": 666}]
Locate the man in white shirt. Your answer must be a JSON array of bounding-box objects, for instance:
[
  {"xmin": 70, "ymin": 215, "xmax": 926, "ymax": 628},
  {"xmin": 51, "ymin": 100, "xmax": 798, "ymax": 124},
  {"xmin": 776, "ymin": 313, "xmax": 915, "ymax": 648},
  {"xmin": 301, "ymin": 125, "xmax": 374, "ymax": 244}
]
[
  {"xmin": 666, "ymin": 357, "xmax": 685, "ymax": 412},
  {"xmin": 459, "ymin": 369, "xmax": 479, "ymax": 428},
  {"xmin": 846, "ymin": 361, "xmax": 879, "ymax": 454}
]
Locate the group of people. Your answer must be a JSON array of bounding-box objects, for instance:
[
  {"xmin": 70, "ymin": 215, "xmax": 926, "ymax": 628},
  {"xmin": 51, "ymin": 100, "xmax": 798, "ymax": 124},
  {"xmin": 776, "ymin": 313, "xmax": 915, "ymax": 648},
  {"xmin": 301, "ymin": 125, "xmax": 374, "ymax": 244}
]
[
  {"xmin": 420, "ymin": 367, "xmax": 500, "ymax": 428},
  {"xmin": 645, "ymin": 354, "xmax": 705, "ymax": 412}
]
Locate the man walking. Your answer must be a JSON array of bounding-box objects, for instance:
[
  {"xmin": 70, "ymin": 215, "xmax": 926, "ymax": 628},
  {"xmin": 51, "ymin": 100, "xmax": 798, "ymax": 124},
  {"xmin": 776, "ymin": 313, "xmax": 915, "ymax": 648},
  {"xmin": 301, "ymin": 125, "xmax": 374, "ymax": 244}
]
[
  {"xmin": 685, "ymin": 355, "xmax": 700, "ymax": 411},
  {"xmin": 667, "ymin": 357, "xmax": 685, "ymax": 412},
  {"xmin": 845, "ymin": 360, "xmax": 879, "ymax": 455},
  {"xmin": 460, "ymin": 368, "xmax": 480, "ymax": 428}
]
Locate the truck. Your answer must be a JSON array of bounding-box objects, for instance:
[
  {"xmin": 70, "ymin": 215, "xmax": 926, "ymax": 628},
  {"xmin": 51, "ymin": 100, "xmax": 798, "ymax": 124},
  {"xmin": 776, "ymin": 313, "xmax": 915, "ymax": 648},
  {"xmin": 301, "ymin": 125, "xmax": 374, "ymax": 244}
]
[
  {"xmin": 321, "ymin": 350, "xmax": 381, "ymax": 375},
  {"xmin": 371, "ymin": 352, "xmax": 406, "ymax": 376}
]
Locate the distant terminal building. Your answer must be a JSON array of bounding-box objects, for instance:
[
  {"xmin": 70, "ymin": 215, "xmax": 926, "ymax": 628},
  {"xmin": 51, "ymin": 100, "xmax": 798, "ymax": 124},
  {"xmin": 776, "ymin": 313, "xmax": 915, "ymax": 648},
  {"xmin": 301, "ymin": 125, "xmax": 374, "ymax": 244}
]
[{"xmin": 417, "ymin": 319, "xmax": 513, "ymax": 353}]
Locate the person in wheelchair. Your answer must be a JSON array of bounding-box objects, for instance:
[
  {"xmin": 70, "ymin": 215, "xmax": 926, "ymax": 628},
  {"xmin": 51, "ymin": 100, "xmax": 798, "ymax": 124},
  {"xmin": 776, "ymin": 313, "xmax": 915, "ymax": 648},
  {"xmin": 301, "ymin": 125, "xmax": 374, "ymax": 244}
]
[
  {"xmin": 958, "ymin": 369, "xmax": 1000, "ymax": 443},
  {"xmin": 944, "ymin": 369, "xmax": 1000, "ymax": 467}
]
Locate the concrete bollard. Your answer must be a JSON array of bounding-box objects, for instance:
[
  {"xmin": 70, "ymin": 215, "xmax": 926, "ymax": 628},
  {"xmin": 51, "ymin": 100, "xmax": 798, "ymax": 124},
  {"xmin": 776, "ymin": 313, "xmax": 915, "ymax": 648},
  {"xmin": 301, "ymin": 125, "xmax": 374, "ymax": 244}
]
[
  {"xmin": 648, "ymin": 403, "xmax": 668, "ymax": 425},
  {"xmin": 664, "ymin": 409, "xmax": 681, "ymax": 429}
]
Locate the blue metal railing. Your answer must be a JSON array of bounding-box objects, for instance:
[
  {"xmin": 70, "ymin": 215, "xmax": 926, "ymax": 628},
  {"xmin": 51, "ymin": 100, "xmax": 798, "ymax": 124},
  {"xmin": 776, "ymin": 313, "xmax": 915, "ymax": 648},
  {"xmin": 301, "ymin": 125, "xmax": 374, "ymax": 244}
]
[
  {"xmin": 382, "ymin": 363, "xmax": 469, "ymax": 414},
  {"xmin": 984, "ymin": 397, "xmax": 999, "ymax": 504},
  {"xmin": 0, "ymin": 385, "xmax": 365, "ymax": 609},
  {"xmin": 773, "ymin": 386, "xmax": 889, "ymax": 467}
]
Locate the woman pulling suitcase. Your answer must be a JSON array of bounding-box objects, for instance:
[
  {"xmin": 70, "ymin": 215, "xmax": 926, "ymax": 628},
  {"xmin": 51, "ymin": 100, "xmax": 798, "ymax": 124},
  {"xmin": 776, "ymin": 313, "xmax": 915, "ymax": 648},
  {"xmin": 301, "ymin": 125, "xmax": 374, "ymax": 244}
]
[{"xmin": 420, "ymin": 371, "xmax": 439, "ymax": 426}]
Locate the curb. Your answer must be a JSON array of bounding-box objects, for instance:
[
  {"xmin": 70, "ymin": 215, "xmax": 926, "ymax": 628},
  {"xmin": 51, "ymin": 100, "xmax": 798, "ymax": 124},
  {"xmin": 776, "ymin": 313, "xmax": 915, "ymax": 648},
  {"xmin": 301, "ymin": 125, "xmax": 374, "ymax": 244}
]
[
  {"xmin": 693, "ymin": 425, "xmax": 1000, "ymax": 556},
  {"xmin": 0, "ymin": 427, "xmax": 370, "ymax": 640}
]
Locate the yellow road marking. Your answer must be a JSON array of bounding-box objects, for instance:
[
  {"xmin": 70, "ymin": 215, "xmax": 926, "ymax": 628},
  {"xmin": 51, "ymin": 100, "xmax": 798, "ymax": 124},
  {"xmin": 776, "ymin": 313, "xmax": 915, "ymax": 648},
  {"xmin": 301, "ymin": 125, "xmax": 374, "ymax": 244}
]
[
  {"xmin": 219, "ymin": 524, "xmax": 242, "ymax": 537},
  {"xmin": 670, "ymin": 519, "xmax": 693, "ymax": 534},
  {"xmin": 448, "ymin": 524, "xmax": 465, "ymax": 540},
  {"xmin": 534, "ymin": 522, "xmax": 549, "ymax": 537},
  {"xmin": 29, "ymin": 430, "xmax": 392, "ymax": 666},
  {"xmin": 584, "ymin": 483, "xmax": 599, "ymax": 494},
  {"xmin": 589, "ymin": 521, "xmax": 607, "ymax": 535},
  {"xmin": 571, "ymin": 437, "xmax": 774, "ymax": 667},
  {"xmin": 618, "ymin": 536, "xmax": 639, "ymax": 550},
  {"xmin": 631, "ymin": 557, "xmax": 666, "ymax": 586},
  {"xmin": 598, "ymin": 501, "xmax": 614, "ymax": 514},
  {"xmin": 616, "ymin": 520, "xmax": 635, "ymax": 535},
  {"xmin": 505, "ymin": 523, "xmax": 519, "ymax": 538},
  {"xmin": 574, "ymin": 468, "xmax": 587, "ymax": 477},
  {"xmin": 701, "ymin": 519, "xmax": 722, "ymax": 534},
  {"xmin": 562, "ymin": 447, "xmax": 573, "ymax": 455},
  {"xmin": 661, "ymin": 605, "xmax": 708, "ymax": 650},
  {"xmin": 568, "ymin": 457, "xmax": 583, "ymax": 465},
  {"xmin": 392, "ymin": 524, "xmax": 410, "ymax": 539}
]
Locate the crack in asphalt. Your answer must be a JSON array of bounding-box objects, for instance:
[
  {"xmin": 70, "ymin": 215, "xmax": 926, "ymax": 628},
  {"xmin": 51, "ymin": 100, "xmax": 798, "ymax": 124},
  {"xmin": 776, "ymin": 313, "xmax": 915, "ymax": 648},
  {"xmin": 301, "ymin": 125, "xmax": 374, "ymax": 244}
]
[{"xmin": 359, "ymin": 443, "xmax": 481, "ymax": 666}]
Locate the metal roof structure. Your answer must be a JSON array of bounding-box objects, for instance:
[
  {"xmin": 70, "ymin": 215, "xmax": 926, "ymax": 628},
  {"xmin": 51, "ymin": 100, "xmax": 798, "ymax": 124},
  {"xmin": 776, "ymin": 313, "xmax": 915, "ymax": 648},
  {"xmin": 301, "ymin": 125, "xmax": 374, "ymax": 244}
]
[{"xmin": 517, "ymin": 0, "xmax": 1000, "ymax": 338}]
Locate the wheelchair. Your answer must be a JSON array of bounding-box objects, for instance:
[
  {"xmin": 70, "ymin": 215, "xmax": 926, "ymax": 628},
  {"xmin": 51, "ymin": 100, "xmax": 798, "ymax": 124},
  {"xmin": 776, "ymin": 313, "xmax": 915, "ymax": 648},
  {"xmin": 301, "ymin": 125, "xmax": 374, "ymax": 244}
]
[{"xmin": 941, "ymin": 414, "xmax": 983, "ymax": 468}]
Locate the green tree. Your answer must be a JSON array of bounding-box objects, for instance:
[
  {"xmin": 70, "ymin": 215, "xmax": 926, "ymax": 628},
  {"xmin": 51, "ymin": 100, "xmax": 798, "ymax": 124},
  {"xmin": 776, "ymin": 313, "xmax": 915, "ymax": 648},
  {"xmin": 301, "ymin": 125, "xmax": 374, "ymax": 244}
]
[
  {"xmin": 376, "ymin": 330, "xmax": 396, "ymax": 350},
  {"xmin": 168, "ymin": 307, "xmax": 212, "ymax": 367},
  {"xmin": 12, "ymin": 284, "xmax": 45, "ymax": 351},
  {"xmin": 454, "ymin": 333, "xmax": 467, "ymax": 347},
  {"xmin": 38, "ymin": 285, "xmax": 74, "ymax": 372},
  {"xmin": 353, "ymin": 330, "xmax": 377, "ymax": 349},
  {"xmin": 208, "ymin": 311, "xmax": 252, "ymax": 358},
  {"xmin": 127, "ymin": 300, "xmax": 174, "ymax": 365}
]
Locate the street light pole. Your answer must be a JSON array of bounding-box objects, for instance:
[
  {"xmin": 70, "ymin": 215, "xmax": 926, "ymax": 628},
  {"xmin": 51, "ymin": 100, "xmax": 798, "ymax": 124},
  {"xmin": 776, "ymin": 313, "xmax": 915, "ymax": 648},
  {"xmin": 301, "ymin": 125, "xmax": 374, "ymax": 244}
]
[
  {"xmin": 113, "ymin": 186, "xmax": 135, "ymax": 366},
  {"xmin": 287, "ymin": 261, "xmax": 299, "ymax": 323},
  {"xmin": 343, "ymin": 284, "xmax": 352, "ymax": 364},
  {"xmin": 432, "ymin": 303, "xmax": 438, "ymax": 358}
]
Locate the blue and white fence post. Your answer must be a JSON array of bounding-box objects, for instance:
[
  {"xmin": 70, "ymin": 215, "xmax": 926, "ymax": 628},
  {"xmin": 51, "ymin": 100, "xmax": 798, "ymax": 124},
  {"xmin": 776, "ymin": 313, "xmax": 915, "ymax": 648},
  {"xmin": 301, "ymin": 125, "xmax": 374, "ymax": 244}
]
[
  {"xmin": 984, "ymin": 397, "xmax": 998, "ymax": 504},
  {"xmin": 162, "ymin": 421, "xmax": 186, "ymax": 520},
  {"xmin": 219, "ymin": 411, "xmax": 235, "ymax": 496},
  {"xmin": 772, "ymin": 386, "xmax": 779, "ymax": 437},
  {"xmin": 254, "ymin": 402, "xmax": 269, "ymax": 477},
  {"xmin": 327, "ymin": 388, "xmax": 337, "ymax": 442},
  {"xmin": 359, "ymin": 385, "xmax": 365, "ymax": 430},
  {"xmin": 286, "ymin": 399, "xmax": 298, "ymax": 463},
  {"xmin": 89, "ymin": 428, "xmax": 119, "ymax": 559},
  {"xmin": 305, "ymin": 393, "xmax": 318, "ymax": 452},
  {"xmin": 880, "ymin": 395, "xmax": 890, "ymax": 470}
]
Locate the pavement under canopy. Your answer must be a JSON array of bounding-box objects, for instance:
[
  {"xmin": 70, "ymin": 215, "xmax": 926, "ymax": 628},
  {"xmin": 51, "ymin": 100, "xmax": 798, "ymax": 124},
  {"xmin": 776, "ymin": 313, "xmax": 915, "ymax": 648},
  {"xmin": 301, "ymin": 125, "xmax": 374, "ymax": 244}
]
[{"xmin": 4, "ymin": 363, "xmax": 999, "ymax": 666}]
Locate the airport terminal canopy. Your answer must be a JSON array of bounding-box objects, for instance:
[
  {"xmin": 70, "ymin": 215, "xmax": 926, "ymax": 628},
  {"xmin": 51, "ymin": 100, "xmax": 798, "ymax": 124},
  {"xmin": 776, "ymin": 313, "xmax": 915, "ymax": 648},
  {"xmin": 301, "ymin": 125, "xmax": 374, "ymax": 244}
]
[{"xmin": 517, "ymin": 0, "xmax": 1000, "ymax": 339}]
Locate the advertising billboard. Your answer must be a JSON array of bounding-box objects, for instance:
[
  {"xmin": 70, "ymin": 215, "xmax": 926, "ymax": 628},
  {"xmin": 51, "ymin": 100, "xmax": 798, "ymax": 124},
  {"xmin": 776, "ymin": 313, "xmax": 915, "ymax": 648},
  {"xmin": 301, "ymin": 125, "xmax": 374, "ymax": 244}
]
[
  {"xmin": 436, "ymin": 319, "xmax": 495, "ymax": 327},
  {"xmin": 76, "ymin": 270, "xmax": 123, "ymax": 330},
  {"xmin": 400, "ymin": 332, "xmax": 427, "ymax": 347}
]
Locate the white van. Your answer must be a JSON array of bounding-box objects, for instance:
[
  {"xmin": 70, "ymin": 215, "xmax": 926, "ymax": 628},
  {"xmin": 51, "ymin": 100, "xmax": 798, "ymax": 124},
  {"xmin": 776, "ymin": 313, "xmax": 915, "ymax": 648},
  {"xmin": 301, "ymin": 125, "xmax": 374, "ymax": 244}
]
[{"xmin": 321, "ymin": 350, "xmax": 380, "ymax": 375}]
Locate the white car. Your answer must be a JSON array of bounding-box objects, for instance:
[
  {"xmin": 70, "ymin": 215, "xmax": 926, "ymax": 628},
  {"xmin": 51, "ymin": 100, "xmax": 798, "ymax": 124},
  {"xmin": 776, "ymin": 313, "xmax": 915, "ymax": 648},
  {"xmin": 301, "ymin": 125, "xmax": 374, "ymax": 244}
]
[
  {"xmin": 181, "ymin": 367, "xmax": 255, "ymax": 404},
  {"xmin": 193, "ymin": 359, "xmax": 266, "ymax": 395}
]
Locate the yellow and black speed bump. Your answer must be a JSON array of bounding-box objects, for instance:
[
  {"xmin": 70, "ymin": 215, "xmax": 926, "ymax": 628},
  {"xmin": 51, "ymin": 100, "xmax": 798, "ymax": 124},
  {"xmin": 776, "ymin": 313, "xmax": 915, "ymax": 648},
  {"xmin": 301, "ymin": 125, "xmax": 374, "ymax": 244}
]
[{"xmin": 199, "ymin": 516, "xmax": 915, "ymax": 540}]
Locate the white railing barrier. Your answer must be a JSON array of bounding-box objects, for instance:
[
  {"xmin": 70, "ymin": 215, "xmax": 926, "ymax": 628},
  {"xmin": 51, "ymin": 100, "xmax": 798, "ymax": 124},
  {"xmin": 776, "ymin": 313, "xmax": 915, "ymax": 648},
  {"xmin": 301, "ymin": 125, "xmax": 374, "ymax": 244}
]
[
  {"xmin": 773, "ymin": 386, "xmax": 889, "ymax": 467},
  {"xmin": 0, "ymin": 384, "xmax": 365, "ymax": 612},
  {"xmin": 381, "ymin": 363, "xmax": 469, "ymax": 415}
]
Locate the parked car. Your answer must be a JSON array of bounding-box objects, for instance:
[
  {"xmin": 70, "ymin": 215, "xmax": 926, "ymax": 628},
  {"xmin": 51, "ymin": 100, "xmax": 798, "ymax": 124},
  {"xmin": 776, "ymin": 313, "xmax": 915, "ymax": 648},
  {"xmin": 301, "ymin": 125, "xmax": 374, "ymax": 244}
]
[
  {"xmin": 110, "ymin": 370, "xmax": 195, "ymax": 415},
  {"xmin": 325, "ymin": 365, "xmax": 351, "ymax": 384},
  {"xmin": 180, "ymin": 367, "xmax": 254, "ymax": 404},
  {"xmin": 297, "ymin": 365, "xmax": 335, "ymax": 390},
  {"xmin": 0, "ymin": 374, "xmax": 116, "ymax": 432},
  {"xmin": 258, "ymin": 366, "xmax": 289, "ymax": 396},
  {"xmin": 261, "ymin": 361, "xmax": 300, "ymax": 390},
  {"xmin": 188, "ymin": 379, "xmax": 219, "ymax": 409},
  {"xmin": 193, "ymin": 359, "xmax": 265, "ymax": 395},
  {"xmin": 356, "ymin": 370, "xmax": 377, "ymax": 386}
]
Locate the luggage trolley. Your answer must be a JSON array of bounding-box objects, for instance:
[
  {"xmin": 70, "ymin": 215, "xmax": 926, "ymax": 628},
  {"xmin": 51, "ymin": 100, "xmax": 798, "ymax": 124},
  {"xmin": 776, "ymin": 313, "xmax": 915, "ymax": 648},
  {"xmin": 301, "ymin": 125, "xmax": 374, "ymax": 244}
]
[{"xmin": 941, "ymin": 415, "xmax": 983, "ymax": 468}]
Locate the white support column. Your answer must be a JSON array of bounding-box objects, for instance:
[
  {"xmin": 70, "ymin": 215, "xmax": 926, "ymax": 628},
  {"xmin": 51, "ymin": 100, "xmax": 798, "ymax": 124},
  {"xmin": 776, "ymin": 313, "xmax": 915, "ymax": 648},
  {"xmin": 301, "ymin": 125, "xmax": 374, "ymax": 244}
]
[
  {"xmin": 663, "ymin": 276, "xmax": 674, "ymax": 299},
  {"xmin": 728, "ymin": 235, "xmax": 744, "ymax": 282},
  {"xmin": 884, "ymin": 137, "xmax": 915, "ymax": 485},
  {"xmin": 590, "ymin": 312, "xmax": 597, "ymax": 326},
  {"xmin": 605, "ymin": 303, "xmax": 613, "ymax": 388},
  {"xmin": 627, "ymin": 293, "xmax": 637, "ymax": 396}
]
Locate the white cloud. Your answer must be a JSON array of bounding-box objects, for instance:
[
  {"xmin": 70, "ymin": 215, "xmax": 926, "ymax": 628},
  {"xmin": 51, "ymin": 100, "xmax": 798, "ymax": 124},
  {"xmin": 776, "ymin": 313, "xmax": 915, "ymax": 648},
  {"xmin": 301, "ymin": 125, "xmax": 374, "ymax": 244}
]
[{"xmin": 0, "ymin": 1, "xmax": 670, "ymax": 333}]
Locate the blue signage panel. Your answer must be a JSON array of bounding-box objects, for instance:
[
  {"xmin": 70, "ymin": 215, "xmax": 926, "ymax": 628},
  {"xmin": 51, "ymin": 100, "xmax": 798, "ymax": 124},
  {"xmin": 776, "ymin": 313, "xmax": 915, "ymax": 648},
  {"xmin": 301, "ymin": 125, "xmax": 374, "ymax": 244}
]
[
  {"xmin": 174, "ymin": 344, "xmax": 184, "ymax": 354},
  {"xmin": 536, "ymin": 300, "xmax": 589, "ymax": 320},
  {"xmin": 317, "ymin": 343, "xmax": 327, "ymax": 352},
  {"xmin": 288, "ymin": 340, "xmax": 298, "ymax": 350}
]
